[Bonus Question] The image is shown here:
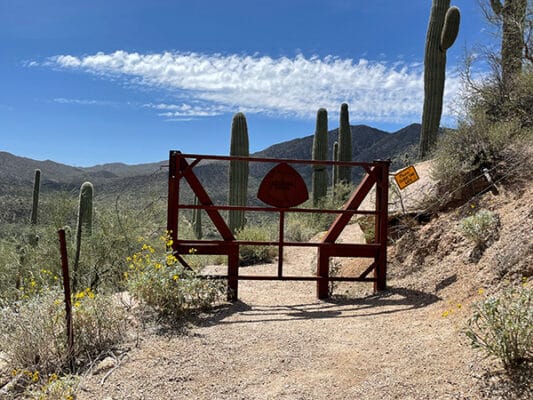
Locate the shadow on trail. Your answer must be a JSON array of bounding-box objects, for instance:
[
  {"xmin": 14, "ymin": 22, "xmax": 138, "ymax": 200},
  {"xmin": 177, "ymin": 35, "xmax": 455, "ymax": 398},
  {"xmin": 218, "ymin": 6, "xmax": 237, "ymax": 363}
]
[
  {"xmin": 150, "ymin": 287, "xmax": 439, "ymax": 334},
  {"xmin": 199, "ymin": 286, "xmax": 441, "ymax": 326}
]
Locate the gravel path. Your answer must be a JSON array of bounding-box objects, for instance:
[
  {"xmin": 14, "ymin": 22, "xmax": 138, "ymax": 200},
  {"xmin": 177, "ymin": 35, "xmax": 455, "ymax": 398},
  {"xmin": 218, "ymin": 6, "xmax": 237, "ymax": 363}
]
[{"xmin": 77, "ymin": 225, "xmax": 486, "ymax": 400}]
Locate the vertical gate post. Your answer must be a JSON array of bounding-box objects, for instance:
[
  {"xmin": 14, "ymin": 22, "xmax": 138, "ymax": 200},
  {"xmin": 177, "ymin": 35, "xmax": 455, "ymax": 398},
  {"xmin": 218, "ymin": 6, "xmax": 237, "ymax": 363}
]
[
  {"xmin": 374, "ymin": 160, "xmax": 390, "ymax": 292},
  {"xmin": 167, "ymin": 151, "xmax": 180, "ymax": 247},
  {"xmin": 317, "ymin": 245, "xmax": 330, "ymax": 299},
  {"xmin": 227, "ymin": 244, "xmax": 239, "ymax": 301}
]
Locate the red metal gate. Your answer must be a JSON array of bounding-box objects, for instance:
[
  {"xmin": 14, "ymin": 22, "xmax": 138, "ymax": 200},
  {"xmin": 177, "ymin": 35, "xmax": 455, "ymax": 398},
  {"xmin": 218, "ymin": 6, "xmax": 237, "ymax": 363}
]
[{"xmin": 167, "ymin": 151, "xmax": 390, "ymax": 301}]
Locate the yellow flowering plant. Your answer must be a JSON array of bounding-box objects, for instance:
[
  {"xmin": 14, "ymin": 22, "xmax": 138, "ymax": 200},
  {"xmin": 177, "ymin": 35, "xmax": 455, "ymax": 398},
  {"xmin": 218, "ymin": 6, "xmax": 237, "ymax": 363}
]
[{"xmin": 125, "ymin": 234, "xmax": 224, "ymax": 318}]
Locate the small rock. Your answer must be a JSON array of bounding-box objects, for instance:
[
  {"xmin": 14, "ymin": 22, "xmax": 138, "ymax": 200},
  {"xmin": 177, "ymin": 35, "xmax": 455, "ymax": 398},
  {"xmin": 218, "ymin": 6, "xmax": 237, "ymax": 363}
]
[
  {"xmin": 93, "ymin": 356, "xmax": 116, "ymax": 375},
  {"xmin": 0, "ymin": 351, "xmax": 9, "ymax": 371}
]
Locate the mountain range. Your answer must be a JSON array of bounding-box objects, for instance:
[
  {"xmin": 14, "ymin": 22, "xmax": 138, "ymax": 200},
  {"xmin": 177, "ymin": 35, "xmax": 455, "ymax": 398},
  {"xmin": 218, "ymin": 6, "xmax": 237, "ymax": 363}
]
[{"xmin": 0, "ymin": 123, "xmax": 421, "ymax": 209}]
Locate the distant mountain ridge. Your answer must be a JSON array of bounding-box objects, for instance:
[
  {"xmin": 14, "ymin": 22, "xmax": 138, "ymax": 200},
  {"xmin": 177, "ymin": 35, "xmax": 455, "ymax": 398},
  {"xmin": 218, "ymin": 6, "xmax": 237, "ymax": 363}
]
[{"xmin": 0, "ymin": 123, "xmax": 421, "ymax": 199}]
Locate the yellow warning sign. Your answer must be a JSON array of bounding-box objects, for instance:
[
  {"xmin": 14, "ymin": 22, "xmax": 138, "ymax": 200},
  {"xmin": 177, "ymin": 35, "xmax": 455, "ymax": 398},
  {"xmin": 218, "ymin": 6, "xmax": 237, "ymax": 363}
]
[{"xmin": 394, "ymin": 166, "xmax": 419, "ymax": 190}]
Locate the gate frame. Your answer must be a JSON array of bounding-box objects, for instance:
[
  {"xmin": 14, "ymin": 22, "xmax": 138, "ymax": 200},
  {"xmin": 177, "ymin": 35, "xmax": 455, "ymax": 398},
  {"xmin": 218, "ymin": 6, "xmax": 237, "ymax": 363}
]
[{"xmin": 167, "ymin": 151, "xmax": 390, "ymax": 301}]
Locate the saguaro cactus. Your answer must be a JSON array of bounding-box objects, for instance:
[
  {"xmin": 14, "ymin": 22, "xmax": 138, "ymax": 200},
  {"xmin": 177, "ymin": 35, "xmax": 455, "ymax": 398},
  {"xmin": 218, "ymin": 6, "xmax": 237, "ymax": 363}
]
[
  {"xmin": 228, "ymin": 112, "xmax": 249, "ymax": 233},
  {"xmin": 419, "ymin": 1, "xmax": 460, "ymax": 158},
  {"xmin": 332, "ymin": 141, "xmax": 339, "ymax": 188},
  {"xmin": 337, "ymin": 103, "xmax": 352, "ymax": 183},
  {"xmin": 312, "ymin": 108, "xmax": 328, "ymax": 206},
  {"xmin": 192, "ymin": 196, "xmax": 202, "ymax": 239},
  {"xmin": 73, "ymin": 181, "xmax": 93, "ymax": 291},
  {"xmin": 30, "ymin": 169, "xmax": 41, "ymax": 225},
  {"xmin": 489, "ymin": 0, "xmax": 527, "ymax": 88}
]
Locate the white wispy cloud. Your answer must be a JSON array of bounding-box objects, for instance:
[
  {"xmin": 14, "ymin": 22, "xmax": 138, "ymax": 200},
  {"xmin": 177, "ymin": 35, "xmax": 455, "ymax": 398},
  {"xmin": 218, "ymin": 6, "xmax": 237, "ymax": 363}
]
[
  {"xmin": 142, "ymin": 102, "xmax": 227, "ymax": 118},
  {"xmin": 44, "ymin": 51, "xmax": 461, "ymax": 123},
  {"xmin": 52, "ymin": 97, "xmax": 118, "ymax": 107}
]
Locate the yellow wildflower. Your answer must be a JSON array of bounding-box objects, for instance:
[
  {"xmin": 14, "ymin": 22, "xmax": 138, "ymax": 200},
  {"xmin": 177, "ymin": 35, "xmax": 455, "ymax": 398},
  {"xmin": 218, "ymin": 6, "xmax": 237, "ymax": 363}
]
[
  {"xmin": 172, "ymin": 274, "xmax": 179, "ymax": 281},
  {"xmin": 48, "ymin": 373, "xmax": 58, "ymax": 383},
  {"xmin": 32, "ymin": 370, "xmax": 39, "ymax": 382},
  {"xmin": 478, "ymin": 288, "xmax": 484, "ymax": 295},
  {"xmin": 166, "ymin": 255, "xmax": 176, "ymax": 265},
  {"xmin": 441, "ymin": 310, "xmax": 450, "ymax": 318},
  {"xmin": 74, "ymin": 301, "xmax": 81, "ymax": 308}
]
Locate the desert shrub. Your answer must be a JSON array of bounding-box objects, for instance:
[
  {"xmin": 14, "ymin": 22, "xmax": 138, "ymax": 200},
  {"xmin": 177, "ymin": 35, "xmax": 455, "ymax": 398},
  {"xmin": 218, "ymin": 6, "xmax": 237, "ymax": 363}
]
[
  {"xmin": 285, "ymin": 182, "xmax": 355, "ymax": 241},
  {"xmin": 431, "ymin": 117, "xmax": 527, "ymax": 192},
  {"xmin": 236, "ymin": 224, "xmax": 277, "ymax": 265},
  {"xmin": 465, "ymin": 282, "xmax": 532, "ymax": 370},
  {"xmin": 459, "ymin": 209, "xmax": 499, "ymax": 247},
  {"xmin": 126, "ymin": 237, "xmax": 225, "ymax": 318},
  {"xmin": 284, "ymin": 218, "xmax": 316, "ymax": 242},
  {"xmin": 0, "ymin": 288, "xmax": 127, "ymax": 375},
  {"xmin": 0, "ymin": 193, "xmax": 165, "ymax": 303},
  {"xmin": 431, "ymin": 67, "xmax": 532, "ymax": 198}
]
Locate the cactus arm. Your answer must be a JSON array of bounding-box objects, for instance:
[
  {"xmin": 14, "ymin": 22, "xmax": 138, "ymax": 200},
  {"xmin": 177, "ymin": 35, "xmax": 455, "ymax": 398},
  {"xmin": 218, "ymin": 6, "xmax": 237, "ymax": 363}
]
[{"xmin": 440, "ymin": 6, "xmax": 461, "ymax": 51}]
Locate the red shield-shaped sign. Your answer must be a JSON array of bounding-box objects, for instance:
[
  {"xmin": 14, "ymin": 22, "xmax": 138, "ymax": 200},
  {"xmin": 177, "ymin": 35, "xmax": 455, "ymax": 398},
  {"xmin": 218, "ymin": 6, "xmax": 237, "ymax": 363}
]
[{"xmin": 257, "ymin": 162, "xmax": 309, "ymax": 208}]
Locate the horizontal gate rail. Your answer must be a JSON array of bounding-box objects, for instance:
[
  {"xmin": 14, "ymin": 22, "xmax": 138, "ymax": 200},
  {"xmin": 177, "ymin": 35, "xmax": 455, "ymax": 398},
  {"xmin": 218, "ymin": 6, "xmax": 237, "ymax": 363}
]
[{"xmin": 167, "ymin": 151, "xmax": 390, "ymax": 301}]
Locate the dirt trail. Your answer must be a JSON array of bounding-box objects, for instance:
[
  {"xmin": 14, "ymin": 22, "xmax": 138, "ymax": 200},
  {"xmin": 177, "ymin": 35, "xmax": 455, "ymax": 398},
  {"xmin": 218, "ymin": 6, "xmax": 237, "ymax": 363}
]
[{"xmin": 76, "ymin": 223, "xmax": 486, "ymax": 400}]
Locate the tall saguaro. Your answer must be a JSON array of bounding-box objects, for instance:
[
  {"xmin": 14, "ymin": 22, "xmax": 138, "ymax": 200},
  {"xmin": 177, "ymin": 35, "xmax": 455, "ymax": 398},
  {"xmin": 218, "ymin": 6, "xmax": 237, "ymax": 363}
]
[
  {"xmin": 337, "ymin": 103, "xmax": 352, "ymax": 183},
  {"xmin": 419, "ymin": 0, "xmax": 460, "ymax": 158},
  {"xmin": 228, "ymin": 112, "xmax": 249, "ymax": 233},
  {"xmin": 490, "ymin": 0, "xmax": 527, "ymax": 88},
  {"xmin": 312, "ymin": 108, "xmax": 328, "ymax": 206}
]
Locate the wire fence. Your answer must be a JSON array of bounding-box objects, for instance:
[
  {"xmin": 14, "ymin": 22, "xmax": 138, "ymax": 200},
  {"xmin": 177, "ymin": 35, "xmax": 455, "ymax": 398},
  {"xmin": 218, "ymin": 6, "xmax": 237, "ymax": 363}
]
[{"xmin": 387, "ymin": 161, "xmax": 518, "ymax": 239}]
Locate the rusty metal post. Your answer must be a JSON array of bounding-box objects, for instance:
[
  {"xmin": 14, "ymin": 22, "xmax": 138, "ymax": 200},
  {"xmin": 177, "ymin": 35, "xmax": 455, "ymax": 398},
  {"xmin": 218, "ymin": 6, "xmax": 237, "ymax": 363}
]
[
  {"xmin": 317, "ymin": 245, "xmax": 329, "ymax": 299},
  {"xmin": 374, "ymin": 161, "xmax": 390, "ymax": 292},
  {"xmin": 58, "ymin": 229, "xmax": 74, "ymax": 370},
  {"xmin": 277, "ymin": 210, "xmax": 285, "ymax": 278},
  {"xmin": 227, "ymin": 244, "xmax": 239, "ymax": 301},
  {"xmin": 167, "ymin": 151, "xmax": 180, "ymax": 248}
]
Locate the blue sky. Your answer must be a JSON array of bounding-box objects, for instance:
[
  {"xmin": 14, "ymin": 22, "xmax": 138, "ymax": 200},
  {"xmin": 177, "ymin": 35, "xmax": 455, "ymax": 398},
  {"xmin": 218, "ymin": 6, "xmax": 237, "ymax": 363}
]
[{"xmin": 1, "ymin": 0, "xmax": 492, "ymax": 166}]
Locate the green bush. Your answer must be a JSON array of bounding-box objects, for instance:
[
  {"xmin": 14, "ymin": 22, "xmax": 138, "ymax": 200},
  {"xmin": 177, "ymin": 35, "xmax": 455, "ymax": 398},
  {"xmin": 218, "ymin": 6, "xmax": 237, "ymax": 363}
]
[
  {"xmin": 431, "ymin": 67, "xmax": 532, "ymax": 197},
  {"xmin": 465, "ymin": 282, "xmax": 532, "ymax": 370},
  {"xmin": 236, "ymin": 225, "xmax": 277, "ymax": 265},
  {"xmin": 0, "ymin": 288, "xmax": 127, "ymax": 375},
  {"xmin": 126, "ymin": 238, "xmax": 225, "ymax": 318},
  {"xmin": 459, "ymin": 209, "xmax": 499, "ymax": 247}
]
